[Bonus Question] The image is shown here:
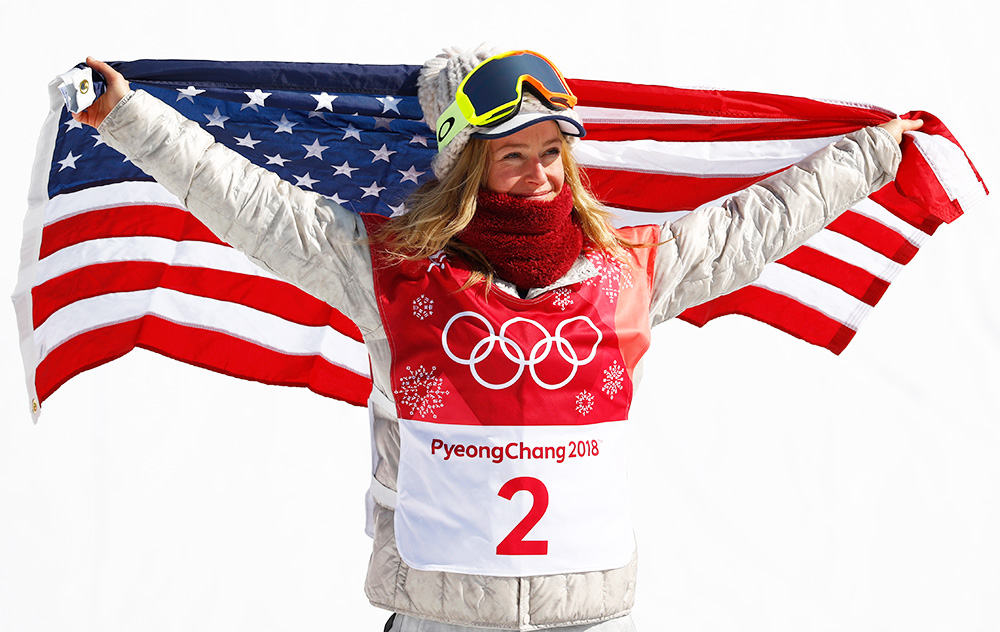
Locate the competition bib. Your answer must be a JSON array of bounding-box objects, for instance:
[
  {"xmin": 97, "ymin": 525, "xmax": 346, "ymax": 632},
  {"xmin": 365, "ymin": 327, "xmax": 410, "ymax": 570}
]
[{"xmin": 367, "ymin": 217, "xmax": 659, "ymax": 577}]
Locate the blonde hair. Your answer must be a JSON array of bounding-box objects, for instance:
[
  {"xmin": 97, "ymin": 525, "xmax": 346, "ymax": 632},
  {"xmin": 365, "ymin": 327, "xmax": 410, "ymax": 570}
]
[{"xmin": 371, "ymin": 134, "xmax": 641, "ymax": 287}]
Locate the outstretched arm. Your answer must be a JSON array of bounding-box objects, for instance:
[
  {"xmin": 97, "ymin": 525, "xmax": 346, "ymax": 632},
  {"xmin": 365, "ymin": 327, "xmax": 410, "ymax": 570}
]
[{"xmin": 649, "ymin": 121, "xmax": 915, "ymax": 325}]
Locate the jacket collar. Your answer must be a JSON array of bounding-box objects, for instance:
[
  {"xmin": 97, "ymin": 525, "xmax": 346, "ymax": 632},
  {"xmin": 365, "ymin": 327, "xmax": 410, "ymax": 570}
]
[{"xmin": 491, "ymin": 255, "xmax": 599, "ymax": 300}]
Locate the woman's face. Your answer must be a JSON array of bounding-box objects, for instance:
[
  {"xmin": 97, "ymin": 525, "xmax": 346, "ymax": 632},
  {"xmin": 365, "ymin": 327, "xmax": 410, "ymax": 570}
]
[{"xmin": 484, "ymin": 121, "xmax": 565, "ymax": 201}]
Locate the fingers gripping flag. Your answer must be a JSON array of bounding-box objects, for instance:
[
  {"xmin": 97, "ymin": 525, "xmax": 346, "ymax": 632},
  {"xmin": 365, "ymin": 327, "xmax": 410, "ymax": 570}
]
[{"xmin": 13, "ymin": 59, "xmax": 988, "ymax": 420}]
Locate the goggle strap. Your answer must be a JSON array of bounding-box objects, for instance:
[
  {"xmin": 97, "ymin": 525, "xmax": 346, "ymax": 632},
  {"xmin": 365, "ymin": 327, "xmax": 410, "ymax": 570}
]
[{"xmin": 436, "ymin": 99, "xmax": 472, "ymax": 151}]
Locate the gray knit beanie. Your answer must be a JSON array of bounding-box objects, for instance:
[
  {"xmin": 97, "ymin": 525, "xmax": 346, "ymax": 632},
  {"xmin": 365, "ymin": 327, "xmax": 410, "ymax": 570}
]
[{"xmin": 418, "ymin": 45, "xmax": 585, "ymax": 181}]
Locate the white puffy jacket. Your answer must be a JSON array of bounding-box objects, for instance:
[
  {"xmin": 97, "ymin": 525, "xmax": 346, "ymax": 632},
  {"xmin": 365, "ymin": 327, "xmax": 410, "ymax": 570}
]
[{"xmin": 98, "ymin": 89, "xmax": 900, "ymax": 631}]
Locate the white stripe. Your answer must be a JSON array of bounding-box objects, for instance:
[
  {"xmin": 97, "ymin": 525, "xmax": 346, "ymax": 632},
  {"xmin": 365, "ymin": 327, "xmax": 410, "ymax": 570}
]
[
  {"xmin": 909, "ymin": 131, "xmax": 985, "ymax": 206},
  {"xmin": 801, "ymin": 230, "xmax": 905, "ymax": 283},
  {"xmin": 44, "ymin": 181, "xmax": 185, "ymax": 225},
  {"xmin": 36, "ymin": 236, "xmax": 279, "ymax": 285},
  {"xmin": 812, "ymin": 95, "xmax": 895, "ymax": 117},
  {"xmin": 754, "ymin": 264, "xmax": 871, "ymax": 330},
  {"xmin": 608, "ymin": 206, "xmax": 688, "ymax": 228},
  {"xmin": 33, "ymin": 288, "xmax": 372, "ymax": 377},
  {"xmin": 574, "ymin": 135, "xmax": 842, "ymax": 177},
  {"xmin": 12, "ymin": 76, "xmax": 70, "ymax": 420},
  {"xmin": 851, "ymin": 198, "xmax": 929, "ymax": 247},
  {"xmin": 576, "ymin": 105, "xmax": 804, "ymax": 125}
]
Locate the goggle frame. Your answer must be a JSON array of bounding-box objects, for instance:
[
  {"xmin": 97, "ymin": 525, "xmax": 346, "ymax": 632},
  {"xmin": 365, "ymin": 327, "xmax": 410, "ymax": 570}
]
[{"xmin": 435, "ymin": 50, "xmax": 578, "ymax": 152}]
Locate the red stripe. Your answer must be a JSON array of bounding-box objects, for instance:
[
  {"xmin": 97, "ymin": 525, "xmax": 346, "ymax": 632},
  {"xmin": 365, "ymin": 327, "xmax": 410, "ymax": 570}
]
[
  {"xmin": 825, "ymin": 210, "xmax": 919, "ymax": 265},
  {"xmin": 41, "ymin": 205, "xmax": 225, "ymax": 258},
  {"xmin": 583, "ymin": 167, "xmax": 768, "ymax": 213},
  {"xmin": 776, "ymin": 246, "xmax": 890, "ymax": 306},
  {"xmin": 35, "ymin": 316, "xmax": 372, "ymax": 407},
  {"xmin": 678, "ymin": 286, "xmax": 857, "ymax": 355},
  {"xmin": 869, "ymin": 185, "xmax": 944, "ymax": 236},
  {"xmin": 31, "ymin": 261, "xmax": 363, "ymax": 341},
  {"xmin": 569, "ymin": 78, "xmax": 894, "ymax": 124}
]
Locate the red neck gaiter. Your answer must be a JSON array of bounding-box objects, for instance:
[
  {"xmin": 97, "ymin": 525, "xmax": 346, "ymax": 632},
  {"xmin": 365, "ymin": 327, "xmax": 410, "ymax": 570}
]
[{"xmin": 459, "ymin": 185, "xmax": 584, "ymax": 289}]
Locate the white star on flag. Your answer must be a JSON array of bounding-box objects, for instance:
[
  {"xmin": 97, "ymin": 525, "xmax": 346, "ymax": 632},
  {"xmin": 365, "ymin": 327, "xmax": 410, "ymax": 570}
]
[
  {"xmin": 235, "ymin": 133, "xmax": 262, "ymax": 149},
  {"xmin": 265, "ymin": 154, "xmax": 290, "ymax": 166},
  {"xmin": 409, "ymin": 134, "xmax": 429, "ymax": 147},
  {"xmin": 376, "ymin": 96, "xmax": 402, "ymax": 114},
  {"xmin": 204, "ymin": 107, "xmax": 230, "ymax": 128},
  {"xmin": 342, "ymin": 124, "xmax": 362, "ymax": 141},
  {"xmin": 302, "ymin": 139, "xmax": 329, "ymax": 160},
  {"xmin": 398, "ymin": 165, "xmax": 425, "ymax": 184},
  {"xmin": 242, "ymin": 89, "xmax": 271, "ymax": 111},
  {"xmin": 294, "ymin": 172, "xmax": 320, "ymax": 188},
  {"xmin": 271, "ymin": 114, "xmax": 297, "ymax": 134},
  {"xmin": 176, "ymin": 86, "xmax": 205, "ymax": 102},
  {"xmin": 312, "ymin": 92, "xmax": 337, "ymax": 111},
  {"xmin": 63, "ymin": 118, "xmax": 83, "ymax": 131},
  {"xmin": 326, "ymin": 192, "xmax": 347, "ymax": 205},
  {"xmin": 360, "ymin": 181, "xmax": 385, "ymax": 198},
  {"xmin": 370, "ymin": 144, "xmax": 396, "ymax": 163},
  {"xmin": 373, "ymin": 117, "xmax": 393, "ymax": 130},
  {"xmin": 332, "ymin": 160, "xmax": 358, "ymax": 178},
  {"xmin": 388, "ymin": 202, "xmax": 407, "ymax": 217},
  {"xmin": 57, "ymin": 151, "xmax": 80, "ymax": 171}
]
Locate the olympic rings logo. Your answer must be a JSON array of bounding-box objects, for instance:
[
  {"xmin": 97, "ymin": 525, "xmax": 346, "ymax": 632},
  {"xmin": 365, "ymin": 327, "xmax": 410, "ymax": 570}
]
[{"xmin": 441, "ymin": 311, "xmax": 603, "ymax": 390}]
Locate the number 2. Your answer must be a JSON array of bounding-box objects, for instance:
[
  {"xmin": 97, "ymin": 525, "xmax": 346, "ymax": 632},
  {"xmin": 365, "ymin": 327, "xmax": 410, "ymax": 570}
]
[{"xmin": 496, "ymin": 477, "xmax": 549, "ymax": 556}]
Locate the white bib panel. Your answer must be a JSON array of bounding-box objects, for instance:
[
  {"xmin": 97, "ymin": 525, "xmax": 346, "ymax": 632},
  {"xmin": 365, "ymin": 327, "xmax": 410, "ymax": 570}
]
[{"xmin": 395, "ymin": 418, "xmax": 634, "ymax": 576}]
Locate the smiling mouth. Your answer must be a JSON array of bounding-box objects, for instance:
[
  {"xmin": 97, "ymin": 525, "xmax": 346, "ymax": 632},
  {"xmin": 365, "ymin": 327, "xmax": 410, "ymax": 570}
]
[{"xmin": 514, "ymin": 189, "xmax": 556, "ymax": 199}]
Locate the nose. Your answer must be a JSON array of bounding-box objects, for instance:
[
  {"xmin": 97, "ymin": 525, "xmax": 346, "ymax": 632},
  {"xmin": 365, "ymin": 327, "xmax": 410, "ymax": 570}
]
[{"xmin": 524, "ymin": 157, "xmax": 547, "ymax": 184}]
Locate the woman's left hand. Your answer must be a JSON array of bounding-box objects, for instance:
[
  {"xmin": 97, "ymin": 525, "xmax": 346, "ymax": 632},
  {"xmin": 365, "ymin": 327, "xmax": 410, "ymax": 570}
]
[{"xmin": 878, "ymin": 118, "xmax": 924, "ymax": 144}]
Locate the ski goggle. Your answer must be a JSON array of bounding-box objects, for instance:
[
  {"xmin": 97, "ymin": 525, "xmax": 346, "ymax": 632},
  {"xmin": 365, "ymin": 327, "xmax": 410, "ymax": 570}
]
[{"xmin": 435, "ymin": 50, "xmax": 578, "ymax": 151}]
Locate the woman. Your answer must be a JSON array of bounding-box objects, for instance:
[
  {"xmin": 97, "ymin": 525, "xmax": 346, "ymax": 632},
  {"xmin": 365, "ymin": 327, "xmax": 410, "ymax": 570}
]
[{"xmin": 76, "ymin": 47, "xmax": 920, "ymax": 632}]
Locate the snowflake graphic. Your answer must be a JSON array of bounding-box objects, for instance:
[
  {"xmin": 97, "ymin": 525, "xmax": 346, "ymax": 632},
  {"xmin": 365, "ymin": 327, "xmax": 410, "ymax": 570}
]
[
  {"xmin": 394, "ymin": 365, "xmax": 449, "ymax": 419},
  {"xmin": 586, "ymin": 253, "xmax": 634, "ymax": 303},
  {"xmin": 552, "ymin": 288, "xmax": 574, "ymax": 311},
  {"xmin": 576, "ymin": 390, "xmax": 595, "ymax": 415},
  {"xmin": 601, "ymin": 361, "xmax": 625, "ymax": 400},
  {"xmin": 412, "ymin": 294, "xmax": 434, "ymax": 320}
]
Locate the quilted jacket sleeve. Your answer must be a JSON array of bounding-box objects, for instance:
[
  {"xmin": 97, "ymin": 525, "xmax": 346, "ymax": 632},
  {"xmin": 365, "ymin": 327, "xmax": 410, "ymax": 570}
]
[
  {"xmin": 97, "ymin": 89, "xmax": 381, "ymax": 333},
  {"xmin": 648, "ymin": 126, "xmax": 901, "ymax": 326}
]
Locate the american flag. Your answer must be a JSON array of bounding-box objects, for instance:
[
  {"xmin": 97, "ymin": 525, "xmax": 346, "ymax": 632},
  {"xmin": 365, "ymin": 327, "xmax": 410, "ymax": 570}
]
[{"xmin": 13, "ymin": 59, "xmax": 987, "ymax": 420}]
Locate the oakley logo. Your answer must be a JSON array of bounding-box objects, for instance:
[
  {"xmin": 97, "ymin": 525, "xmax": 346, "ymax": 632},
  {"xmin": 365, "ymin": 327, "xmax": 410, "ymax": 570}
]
[
  {"xmin": 441, "ymin": 311, "xmax": 602, "ymax": 390},
  {"xmin": 437, "ymin": 117, "xmax": 455, "ymax": 143}
]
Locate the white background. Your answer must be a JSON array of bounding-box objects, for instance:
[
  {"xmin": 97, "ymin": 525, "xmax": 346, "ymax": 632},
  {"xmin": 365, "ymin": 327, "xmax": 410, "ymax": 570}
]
[{"xmin": 2, "ymin": 1, "xmax": 997, "ymax": 631}]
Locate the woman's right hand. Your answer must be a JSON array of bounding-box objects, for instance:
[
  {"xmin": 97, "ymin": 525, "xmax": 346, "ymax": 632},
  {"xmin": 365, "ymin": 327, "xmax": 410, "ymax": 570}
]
[{"xmin": 72, "ymin": 57, "xmax": 131, "ymax": 129}]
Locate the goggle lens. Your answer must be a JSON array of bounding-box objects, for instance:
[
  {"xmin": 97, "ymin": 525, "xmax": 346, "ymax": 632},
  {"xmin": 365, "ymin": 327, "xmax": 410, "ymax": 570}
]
[{"xmin": 460, "ymin": 51, "xmax": 575, "ymax": 125}]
